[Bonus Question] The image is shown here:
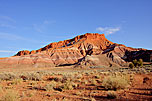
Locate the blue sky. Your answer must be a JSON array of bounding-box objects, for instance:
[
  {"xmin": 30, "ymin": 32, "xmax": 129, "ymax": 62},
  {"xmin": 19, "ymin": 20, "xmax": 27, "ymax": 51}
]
[{"xmin": 0, "ymin": 0, "xmax": 152, "ymax": 57}]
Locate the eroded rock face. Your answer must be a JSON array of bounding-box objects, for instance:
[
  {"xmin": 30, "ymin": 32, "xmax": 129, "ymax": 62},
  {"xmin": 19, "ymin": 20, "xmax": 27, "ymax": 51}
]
[
  {"xmin": 15, "ymin": 33, "xmax": 113, "ymax": 56},
  {"xmin": 12, "ymin": 33, "xmax": 115, "ymax": 67},
  {"xmin": 0, "ymin": 33, "xmax": 150, "ymax": 68}
]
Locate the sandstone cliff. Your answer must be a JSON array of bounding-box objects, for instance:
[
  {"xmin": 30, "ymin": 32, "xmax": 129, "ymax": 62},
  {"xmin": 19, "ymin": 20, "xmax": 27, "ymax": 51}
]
[{"xmin": 0, "ymin": 33, "xmax": 150, "ymax": 68}]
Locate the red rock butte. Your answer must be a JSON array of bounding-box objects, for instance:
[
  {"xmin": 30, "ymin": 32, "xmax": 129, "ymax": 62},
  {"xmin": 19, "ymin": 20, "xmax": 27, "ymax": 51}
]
[
  {"xmin": 0, "ymin": 33, "xmax": 151, "ymax": 68},
  {"xmin": 15, "ymin": 33, "xmax": 113, "ymax": 56}
]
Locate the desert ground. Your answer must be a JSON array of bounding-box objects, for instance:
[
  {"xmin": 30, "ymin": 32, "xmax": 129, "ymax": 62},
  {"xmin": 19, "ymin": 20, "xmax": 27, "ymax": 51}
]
[{"xmin": 0, "ymin": 64, "xmax": 152, "ymax": 101}]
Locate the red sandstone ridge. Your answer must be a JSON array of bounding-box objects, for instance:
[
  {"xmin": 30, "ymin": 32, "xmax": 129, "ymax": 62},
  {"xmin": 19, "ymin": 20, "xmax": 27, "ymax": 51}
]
[
  {"xmin": 15, "ymin": 33, "xmax": 114, "ymax": 56},
  {"xmin": 0, "ymin": 33, "xmax": 150, "ymax": 68}
]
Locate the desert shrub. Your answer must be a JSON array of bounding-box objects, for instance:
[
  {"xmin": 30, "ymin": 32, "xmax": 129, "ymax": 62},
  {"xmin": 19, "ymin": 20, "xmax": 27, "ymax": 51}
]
[
  {"xmin": 61, "ymin": 76, "xmax": 69, "ymax": 83},
  {"xmin": 0, "ymin": 72, "xmax": 18, "ymax": 81},
  {"xmin": 102, "ymin": 75, "xmax": 129, "ymax": 90},
  {"xmin": 1, "ymin": 90, "xmax": 19, "ymax": 101},
  {"xmin": 63, "ymin": 83, "xmax": 73, "ymax": 90},
  {"xmin": 11, "ymin": 78, "xmax": 23, "ymax": 85},
  {"xmin": 30, "ymin": 72, "xmax": 43, "ymax": 81},
  {"xmin": 43, "ymin": 84, "xmax": 54, "ymax": 91},
  {"xmin": 20, "ymin": 72, "xmax": 42, "ymax": 81},
  {"xmin": 107, "ymin": 92, "xmax": 117, "ymax": 99},
  {"xmin": 129, "ymin": 62, "xmax": 134, "ymax": 69},
  {"xmin": 91, "ymin": 79, "xmax": 97, "ymax": 86},
  {"xmin": 49, "ymin": 77, "xmax": 62, "ymax": 82},
  {"xmin": 43, "ymin": 80, "xmax": 57, "ymax": 91},
  {"xmin": 63, "ymin": 81, "xmax": 77, "ymax": 90}
]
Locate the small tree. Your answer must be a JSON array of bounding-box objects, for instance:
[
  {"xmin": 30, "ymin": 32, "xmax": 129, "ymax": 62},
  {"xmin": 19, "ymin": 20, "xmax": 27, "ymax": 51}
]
[
  {"xmin": 133, "ymin": 59, "xmax": 138, "ymax": 67},
  {"xmin": 129, "ymin": 62, "xmax": 134, "ymax": 69},
  {"xmin": 138, "ymin": 59, "xmax": 143, "ymax": 67},
  {"xmin": 130, "ymin": 59, "xmax": 143, "ymax": 68}
]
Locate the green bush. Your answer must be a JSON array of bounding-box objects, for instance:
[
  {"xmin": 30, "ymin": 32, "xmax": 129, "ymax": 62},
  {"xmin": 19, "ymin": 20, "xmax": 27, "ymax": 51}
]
[
  {"xmin": 129, "ymin": 62, "xmax": 134, "ymax": 69},
  {"xmin": 130, "ymin": 59, "xmax": 143, "ymax": 68},
  {"xmin": 133, "ymin": 59, "xmax": 138, "ymax": 67},
  {"xmin": 138, "ymin": 59, "xmax": 143, "ymax": 67}
]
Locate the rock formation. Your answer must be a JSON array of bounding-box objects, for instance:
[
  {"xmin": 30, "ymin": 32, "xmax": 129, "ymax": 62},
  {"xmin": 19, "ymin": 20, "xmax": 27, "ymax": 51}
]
[{"xmin": 0, "ymin": 33, "xmax": 151, "ymax": 68}]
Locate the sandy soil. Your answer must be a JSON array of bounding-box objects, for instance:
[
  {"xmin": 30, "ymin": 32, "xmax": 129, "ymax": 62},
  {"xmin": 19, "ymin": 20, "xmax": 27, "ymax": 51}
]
[{"xmin": 0, "ymin": 66, "xmax": 151, "ymax": 101}]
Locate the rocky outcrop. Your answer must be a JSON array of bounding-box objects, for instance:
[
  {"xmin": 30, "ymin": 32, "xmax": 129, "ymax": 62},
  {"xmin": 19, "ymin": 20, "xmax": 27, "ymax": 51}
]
[
  {"xmin": 0, "ymin": 33, "xmax": 151, "ymax": 68},
  {"xmin": 15, "ymin": 50, "xmax": 30, "ymax": 56}
]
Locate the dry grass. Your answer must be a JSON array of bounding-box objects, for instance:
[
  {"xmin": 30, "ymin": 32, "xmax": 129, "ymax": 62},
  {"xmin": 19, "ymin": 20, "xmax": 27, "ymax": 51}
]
[
  {"xmin": 11, "ymin": 78, "xmax": 23, "ymax": 85},
  {"xmin": 1, "ymin": 90, "xmax": 19, "ymax": 101},
  {"xmin": 43, "ymin": 81, "xmax": 57, "ymax": 91},
  {"xmin": 102, "ymin": 75, "xmax": 129, "ymax": 90},
  {"xmin": 0, "ymin": 72, "xmax": 18, "ymax": 81},
  {"xmin": 63, "ymin": 81, "xmax": 74, "ymax": 90},
  {"xmin": 21, "ymin": 72, "xmax": 43, "ymax": 81},
  {"xmin": 0, "ymin": 66, "xmax": 150, "ymax": 100}
]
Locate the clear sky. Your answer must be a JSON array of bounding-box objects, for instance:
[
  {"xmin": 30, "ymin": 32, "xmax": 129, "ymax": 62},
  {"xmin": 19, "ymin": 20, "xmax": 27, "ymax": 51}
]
[{"xmin": 0, "ymin": 0, "xmax": 152, "ymax": 57}]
